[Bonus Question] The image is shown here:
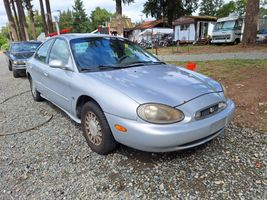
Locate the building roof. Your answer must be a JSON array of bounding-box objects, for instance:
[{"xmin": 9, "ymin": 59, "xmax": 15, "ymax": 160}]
[
  {"xmin": 110, "ymin": 17, "xmax": 134, "ymax": 31},
  {"xmin": 133, "ymin": 19, "xmax": 171, "ymax": 30},
  {"xmin": 172, "ymin": 16, "xmax": 217, "ymax": 26}
]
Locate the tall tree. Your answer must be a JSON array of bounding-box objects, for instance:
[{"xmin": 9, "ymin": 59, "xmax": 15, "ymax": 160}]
[
  {"xmin": 115, "ymin": 0, "xmax": 134, "ymax": 36},
  {"xmin": 72, "ymin": 0, "xmax": 91, "ymax": 33},
  {"xmin": 199, "ymin": 0, "xmax": 224, "ymax": 16},
  {"xmin": 10, "ymin": 0, "xmax": 21, "ymax": 40},
  {"xmin": 90, "ymin": 7, "xmax": 113, "ymax": 30},
  {"xmin": 24, "ymin": 0, "xmax": 37, "ymax": 40},
  {"xmin": 216, "ymin": 1, "xmax": 237, "ymax": 17},
  {"xmin": 59, "ymin": 10, "xmax": 73, "ymax": 30},
  {"xmin": 45, "ymin": 0, "xmax": 54, "ymax": 33},
  {"xmin": 115, "ymin": 0, "xmax": 134, "ymax": 17},
  {"xmin": 143, "ymin": 0, "xmax": 198, "ymax": 24},
  {"xmin": 39, "ymin": 0, "xmax": 48, "ymax": 36},
  {"xmin": 15, "ymin": 0, "xmax": 28, "ymax": 40},
  {"xmin": 3, "ymin": 0, "xmax": 18, "ymax": 41},
  {"xmin": 242, "ymin": 0, "xmax": 260, "ymax": 45}
]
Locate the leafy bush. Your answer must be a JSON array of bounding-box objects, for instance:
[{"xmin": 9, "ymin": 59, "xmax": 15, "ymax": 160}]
[{"xmin": 1, "ymin": 42, "xmax": 9, "ymax": 50}]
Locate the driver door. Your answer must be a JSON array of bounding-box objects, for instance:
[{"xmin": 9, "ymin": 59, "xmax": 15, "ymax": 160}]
[{"xmin": 44, "ymin": 38, "xmax": 73, "ymax": 113}]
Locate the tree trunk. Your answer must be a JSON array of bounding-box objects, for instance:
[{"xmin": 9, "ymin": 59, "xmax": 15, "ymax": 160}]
[
  {"xmin": 10, "ymin": 0, "xmax": 21, "ymax": 41},
  {"xmin": 39, "ymin": 0, "xmax": 48, "ymax": 36},
  {"xmin": 116, "ymin": 0, "xmax": 122, "ymax": 17},
  {"xmin": 21, "ymin": 3, "xmax": 30, "ymax": 41},
  {"xmin": 15, "ymin": 0, "xmax": 27, "ymax": 41},
  {"xmin": 45, "ymin": 0, "xmax": 54, "ymax": 33},
  {"xmin": 115, "ymin": 0, "xmax": 123, "ymax": 36},
  {"xmin": 25, "ymin": 0, "xmax": 37, "ymax": 40},
  {"xmin": 242, "ymin": 0, "xmax": 260, "ymax": 45},
  {"xmin": 3, "ymin": 0, "xmax": 18, "ymax": 41}
]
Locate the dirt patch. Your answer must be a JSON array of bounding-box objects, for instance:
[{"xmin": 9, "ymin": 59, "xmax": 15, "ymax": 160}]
[{"xmin": 170, "ymin": 59, "xmax": 267, "ymax": 132}]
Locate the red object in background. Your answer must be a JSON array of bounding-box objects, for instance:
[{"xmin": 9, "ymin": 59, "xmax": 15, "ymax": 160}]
[
  {"xmin": 187, "ymin": 62, "xmax": 197, "ymax": 71},
  {"xmin": 48, "ymin": 28, "xmax": 72, "ymax": 37}
]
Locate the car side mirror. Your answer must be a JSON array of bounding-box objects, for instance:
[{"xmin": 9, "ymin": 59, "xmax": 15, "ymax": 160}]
[{"xmin": 49, "ymin": 59, "xmax": 65, "ymax": 69}]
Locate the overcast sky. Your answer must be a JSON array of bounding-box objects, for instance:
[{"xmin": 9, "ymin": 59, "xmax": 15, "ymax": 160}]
[{"xmin": 0, "ymin": 0, "xmax": 151, "ymax": 27}]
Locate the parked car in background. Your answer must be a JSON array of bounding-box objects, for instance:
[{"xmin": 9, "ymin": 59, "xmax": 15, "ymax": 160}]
[
  {"xmin": 4, "ymin": 41, "xmax": 42, "ymax": 78},
  {"xmin": 26, "ymin": 34, "xmax": 235, "ymax": 155},
  {"xmin": 256, "ymin": 28, "xmax": 267, "ymax": 43}
]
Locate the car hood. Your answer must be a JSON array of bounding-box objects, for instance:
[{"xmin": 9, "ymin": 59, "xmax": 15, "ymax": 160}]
[
  {"xmin": 89, "ymin": 64, "xmax": 223, "ymax": 106},
  {"xmin": 11, "ymin": 52, "xmax": 34, "ymax": 60}
]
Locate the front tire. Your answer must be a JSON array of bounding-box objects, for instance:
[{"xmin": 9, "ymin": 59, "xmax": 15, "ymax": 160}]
[
  {"xmin": 8, "ymin": 61, "xmax": 12, "ymax": 71},
  {"xmin": 29, "ymin": 77, "xmax": 43, "ymax": 101},
  {"xmin": 13, "ymin": 69, "xmax": 20, "ymax": 78},
  {"xmin": 81, "ymin": 102, "xmax": 117, "ymax": 155}
]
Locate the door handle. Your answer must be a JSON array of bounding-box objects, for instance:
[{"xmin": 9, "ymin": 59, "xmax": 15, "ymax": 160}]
[{"xmin": 43, "ymin": 72, "xmax": 48, "ymax": 77}]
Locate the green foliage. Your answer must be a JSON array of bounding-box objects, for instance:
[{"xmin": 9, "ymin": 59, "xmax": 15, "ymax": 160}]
[
  {"xmin": 216, "ymin": 1, "xmax": 237, "ymax": 18},
  {"xmin": 72, "ymin": 0, "xmax": 91, "ymax": 33},
  {"xmin": 143, "ymin": 0, "xmax": 198, "ymax": 24},
  {"xmin": 0, "ymin": 28, "xmax": 8, "ymax": 50},
  {"xmin": 90, "ymin": 7, "xmax": 113, "ymax": 30},
  {"xmin": 59, "ymin": 9, "xmax": 74, "ymax": 30},
  {"xmin": 199, "ymin": 0, "xmax": 224, "ymax": 16}
]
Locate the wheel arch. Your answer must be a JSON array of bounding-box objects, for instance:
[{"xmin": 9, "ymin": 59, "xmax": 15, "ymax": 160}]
[{"xmin": 76, "ymin": 95, "xmax": 102, "ymax": 119}]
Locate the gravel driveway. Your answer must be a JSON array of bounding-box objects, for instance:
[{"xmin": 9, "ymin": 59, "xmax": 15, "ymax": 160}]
[
  {"xmin": 0, "ymin": 53, "xmax": 266, "ymax": 199},
  {"xmin": 159, "ymin": 52, "xmax": 267, "ymax": 62}
]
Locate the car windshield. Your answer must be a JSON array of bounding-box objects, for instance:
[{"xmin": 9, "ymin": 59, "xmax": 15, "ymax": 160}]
[
  {"xmin": 214, "ymin": 20, "xmax": 236, "ymax": 31},
  {"xmin": 11, "ymin": 42, "xmax": 41, "ymax": 53},
  {"xmin": 70, "ymin": 37, "xmax": 160, "ymax": 71}
]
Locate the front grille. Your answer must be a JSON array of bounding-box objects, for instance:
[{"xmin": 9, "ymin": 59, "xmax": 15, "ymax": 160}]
[
  {"xmin": 212, "ymin": 35, "xmax": 231, "ymax": 40},
  {"xmin": 195, "ymin": 103, "xmax": 222, "ymax": 120}
]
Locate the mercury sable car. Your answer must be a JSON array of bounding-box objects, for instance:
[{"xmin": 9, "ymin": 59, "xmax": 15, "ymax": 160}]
[
  {"xmin": 4, "ymin": 41, "xmax": 42, "ymax": 77},
  {"xmin": 26, "ymin": 34, "xmax": 235, "ymax": 155}
]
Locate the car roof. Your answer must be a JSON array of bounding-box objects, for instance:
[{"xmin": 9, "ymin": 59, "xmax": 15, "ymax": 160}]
[{"xmin": 53, "ymin": 33, "xmax": 125, "ymax": 41}]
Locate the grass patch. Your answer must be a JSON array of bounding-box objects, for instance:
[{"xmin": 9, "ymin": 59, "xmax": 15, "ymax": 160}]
[{"xmin": 168, "ymin": 59, "xmax": 267, "ymax": 80}]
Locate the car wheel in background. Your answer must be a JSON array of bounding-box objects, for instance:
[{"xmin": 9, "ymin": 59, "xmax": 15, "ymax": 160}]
[
  {"xmin": 81, "ymin": 101, "xmax": 117, "ymax": 154},
  {"xmin": 8, "ymin": 61, "xmax": 12, "ymax": 71},
  {"xmin": 29, "ymin": 77, "xmax": 43, "ymax": 101}
]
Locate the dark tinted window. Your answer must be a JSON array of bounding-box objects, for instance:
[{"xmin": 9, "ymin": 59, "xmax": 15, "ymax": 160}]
[
  {"xmin": 49, "ymin": 39, "xmax": 70, "ymax": 65},
  {"xmin": 10, "ymin": 42, "xmax": 42, "ymax": 53},
  {"xmin": 34, "ymin": 39, "xmax": 54, "ymax": 63}
]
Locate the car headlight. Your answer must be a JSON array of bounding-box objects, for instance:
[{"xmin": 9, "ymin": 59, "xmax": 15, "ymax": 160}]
[
  {"xmin": 137, "ymin": 103, "xmax": 184, "ymax": 124},
  {"xmin": 13, "ymin": 60, "xmax": 26, "ymax": 65}
]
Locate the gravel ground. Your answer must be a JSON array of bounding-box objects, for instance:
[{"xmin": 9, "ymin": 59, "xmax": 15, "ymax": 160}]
[
  {"xmin": 159, "ymin": 52, "xmax": 267, "ymax": 62},
  {"xmin": 0, "ymin": 53, "xmax": 266, "ymax": 199}
]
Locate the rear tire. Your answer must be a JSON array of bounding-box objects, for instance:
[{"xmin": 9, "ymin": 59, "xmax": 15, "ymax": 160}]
[
  {"xmin": 81, "ymin": 101, "xmax": 117, "ymax": 155},
  {"xmin": 29, "ymin": 77, "xmax": 43, "ymax": 101}
]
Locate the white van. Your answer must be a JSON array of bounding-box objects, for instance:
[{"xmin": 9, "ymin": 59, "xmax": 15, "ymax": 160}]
[{"xmin": 211, "ymin": 13, "xmax": 244, "ymax": 44}]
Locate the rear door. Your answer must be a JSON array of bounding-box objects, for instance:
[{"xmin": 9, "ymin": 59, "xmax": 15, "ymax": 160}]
[
  {"xmin": 43, "ymin": 38, "xmax": 73, "ymax": 113},
  {"xmin": 29, "ymin": 39, "xmax": 55, "ymax": 95}
]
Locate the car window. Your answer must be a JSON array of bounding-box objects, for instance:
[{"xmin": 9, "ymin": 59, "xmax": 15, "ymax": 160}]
[
  {"xmin": 34, "ymin": 39, "xmax": 54, "ymax": 63},
  {"xmin": 49, "ymin": 39, "xmax": 71, "ymax": 66},
  {"xmin": 70, "ymin": 37, "xmax": 159, "ymax": 70}
]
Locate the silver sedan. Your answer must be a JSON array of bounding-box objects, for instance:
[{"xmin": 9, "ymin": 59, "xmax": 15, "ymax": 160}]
[{"xmin": 26, "ymin": 34, "xmax": 235, "ymax": 154}]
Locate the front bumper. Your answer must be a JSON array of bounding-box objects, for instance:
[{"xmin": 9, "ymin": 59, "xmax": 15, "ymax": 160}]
[
  {"xmin": 12, "ymin": 64, "xmax": 26, "ymax": 70},
  {"xmin": 106, "ymin": 99, "xmax": 235, "ymax": 152}
]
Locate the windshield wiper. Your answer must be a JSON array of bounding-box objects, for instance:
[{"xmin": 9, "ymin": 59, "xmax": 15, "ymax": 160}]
[
  {"xmin": 80, "ymin": 65, "xmax": 119, "ymax": 72},
  {"xmin": 122, "ymin": 61, "xmax": 165, "ymax": 68}
]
